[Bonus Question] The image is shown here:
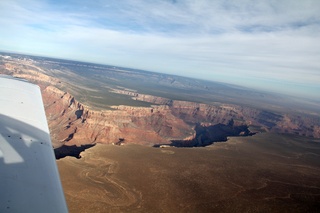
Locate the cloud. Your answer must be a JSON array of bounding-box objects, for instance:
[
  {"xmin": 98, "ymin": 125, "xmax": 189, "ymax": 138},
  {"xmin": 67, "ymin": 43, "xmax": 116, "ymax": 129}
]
[{"xmin": 0, "ymin": 0, "xmax": 320, "ymax": 98}]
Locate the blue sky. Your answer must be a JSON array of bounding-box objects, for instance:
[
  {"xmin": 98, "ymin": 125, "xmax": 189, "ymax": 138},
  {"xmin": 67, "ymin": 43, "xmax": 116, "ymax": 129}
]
[{"xmin": 0, "ymin": 0, "xmax": 320, "ymax": 99}]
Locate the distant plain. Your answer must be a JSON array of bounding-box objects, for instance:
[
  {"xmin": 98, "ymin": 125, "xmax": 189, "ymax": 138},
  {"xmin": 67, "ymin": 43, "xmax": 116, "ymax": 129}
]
[{"xmin": 16, "ymin": 54, "xmax": 319, "ymax": 115}]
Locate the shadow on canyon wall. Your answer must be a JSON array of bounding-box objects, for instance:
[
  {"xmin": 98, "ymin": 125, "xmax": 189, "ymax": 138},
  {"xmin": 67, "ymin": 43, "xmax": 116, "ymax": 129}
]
[
  {"xmin": 54, "ymin": 144, "xmax": 96, "ymax": 159},
  {"xmin": 155, "ymin": 119, "xmax": 256, "ymax": 148}
]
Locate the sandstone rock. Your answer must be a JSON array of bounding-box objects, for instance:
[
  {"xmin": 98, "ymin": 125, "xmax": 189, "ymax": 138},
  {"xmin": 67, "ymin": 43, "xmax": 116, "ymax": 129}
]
[{"xmin": 1, "ymin": 60, "xmax": 319, "ymax": 149}]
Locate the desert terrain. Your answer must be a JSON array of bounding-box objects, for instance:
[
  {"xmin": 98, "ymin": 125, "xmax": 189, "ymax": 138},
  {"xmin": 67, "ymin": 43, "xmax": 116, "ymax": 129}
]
[
  {"xmin": 1, "ymin": 52, "xmax": 320, "ymax": 212},
  {"xmin": 57, "ymin": 133, "xmax": 320, "ymax": 212},
  {"xmin": 1, "ymin": 52, "xmax": 319, "ymax": 149}
]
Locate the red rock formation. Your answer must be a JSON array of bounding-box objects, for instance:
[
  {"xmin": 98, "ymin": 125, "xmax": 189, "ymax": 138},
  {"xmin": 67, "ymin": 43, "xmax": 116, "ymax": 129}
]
[
  {"xmin": 41, "ymin": 85, "xmax": 193, "ymax": 146},
  {"xmin": 116, "ymin": 89, "xmax": 320, "ymax": 138},
  {"xmin": 1, "ymin": 60, "xmax": 319, "ymax": 149}
]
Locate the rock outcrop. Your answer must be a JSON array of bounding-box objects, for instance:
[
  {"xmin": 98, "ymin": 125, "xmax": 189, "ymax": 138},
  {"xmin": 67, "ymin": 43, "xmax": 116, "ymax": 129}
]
[
  {"xmin": 41, "ymin": 86, "xmax": 193, "ymax": 147},
  {"xmin": 42, "ymin": 85, "xmax": 320, "ymax": 147},
  {"xmin": 114, "ymin": 89, "xmax": 320, "ymax": 138},
  {"xmin": 1, "ymin": 60, "xmax": 319, "ymax": 150}
]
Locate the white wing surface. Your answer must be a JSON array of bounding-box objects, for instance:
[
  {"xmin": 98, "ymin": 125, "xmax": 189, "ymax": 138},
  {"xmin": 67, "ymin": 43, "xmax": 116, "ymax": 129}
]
[{"xmin": 0, "ymin": 75, "xmax": 68, "ymax": 212}]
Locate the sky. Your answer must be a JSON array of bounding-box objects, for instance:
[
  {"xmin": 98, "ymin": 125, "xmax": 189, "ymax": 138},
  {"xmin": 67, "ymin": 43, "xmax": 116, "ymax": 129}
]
[{"xmin": 0, "ymin": 0, "xmax": 320, "ymax": 99}]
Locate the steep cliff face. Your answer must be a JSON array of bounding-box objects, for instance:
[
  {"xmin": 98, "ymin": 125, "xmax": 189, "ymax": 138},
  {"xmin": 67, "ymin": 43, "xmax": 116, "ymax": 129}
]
[
  {"xmin": 170, "ymin": 101, "xmax": 319, "ymax": 138},
  {"xmin": 168, "ymin": 122, "xmax": 254, "ymax": 147},
  {"xmin": 42, "ymin": 85, "xmax": 319, "ymax": 148},
  {"xmin": 3, "ymin": 62, "xmax": 61, "ymax": 86},
  {"xmin": 1, "ymin": 61, "xmax": 319, "ymax": 149},
  {"xmin": 42, "ymin": 86, "xmax": 193, "ymax": 147},
  {"xmin": 123, "ymin": 90, "xmax": 320, "ymax": 138}
]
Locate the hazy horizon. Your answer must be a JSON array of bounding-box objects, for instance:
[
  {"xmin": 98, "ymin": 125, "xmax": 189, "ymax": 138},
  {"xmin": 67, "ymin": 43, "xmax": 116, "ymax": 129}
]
[{"xmin": 1, "ymin": 0, "xmax": 319, "ymax": 99}]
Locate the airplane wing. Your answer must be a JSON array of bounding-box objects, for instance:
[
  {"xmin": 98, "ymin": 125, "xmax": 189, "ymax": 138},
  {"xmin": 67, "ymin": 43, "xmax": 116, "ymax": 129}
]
[{"xmin": 0, "ymin": 75, "xmax": 68, "ymax": 212}]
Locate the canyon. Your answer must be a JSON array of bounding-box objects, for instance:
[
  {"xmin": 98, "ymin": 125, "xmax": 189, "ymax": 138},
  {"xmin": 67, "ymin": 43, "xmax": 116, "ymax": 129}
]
[
  {"xmin": 1, "ymin": 53, "xmax": 320, "ymax": 212},
  {"xmin": 1, "ymin": 56, "xmax": 319, "ymax": 152}
]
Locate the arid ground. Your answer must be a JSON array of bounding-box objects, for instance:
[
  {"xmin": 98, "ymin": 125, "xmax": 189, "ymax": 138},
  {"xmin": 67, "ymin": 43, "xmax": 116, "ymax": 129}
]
[
  {"xmin": 57, "ymin": 133, "xmax": 320, "ymax": 212},
  {"xmin": 1, "ymin": 53, "xmax": 320, "ymax": 212}
]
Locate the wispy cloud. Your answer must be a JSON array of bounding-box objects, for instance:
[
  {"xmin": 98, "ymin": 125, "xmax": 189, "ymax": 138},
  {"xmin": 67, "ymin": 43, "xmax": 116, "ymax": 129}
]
[{"xmin": 0, "ymin": 0, "xmax": 320, "ymax": 98}]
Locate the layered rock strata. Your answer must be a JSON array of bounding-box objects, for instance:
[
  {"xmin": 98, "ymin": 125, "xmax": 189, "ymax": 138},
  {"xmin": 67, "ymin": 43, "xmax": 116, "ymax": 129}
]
[{"xmin": 1, "ymin": 61, "xmax": 319, "ymax": 149}]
